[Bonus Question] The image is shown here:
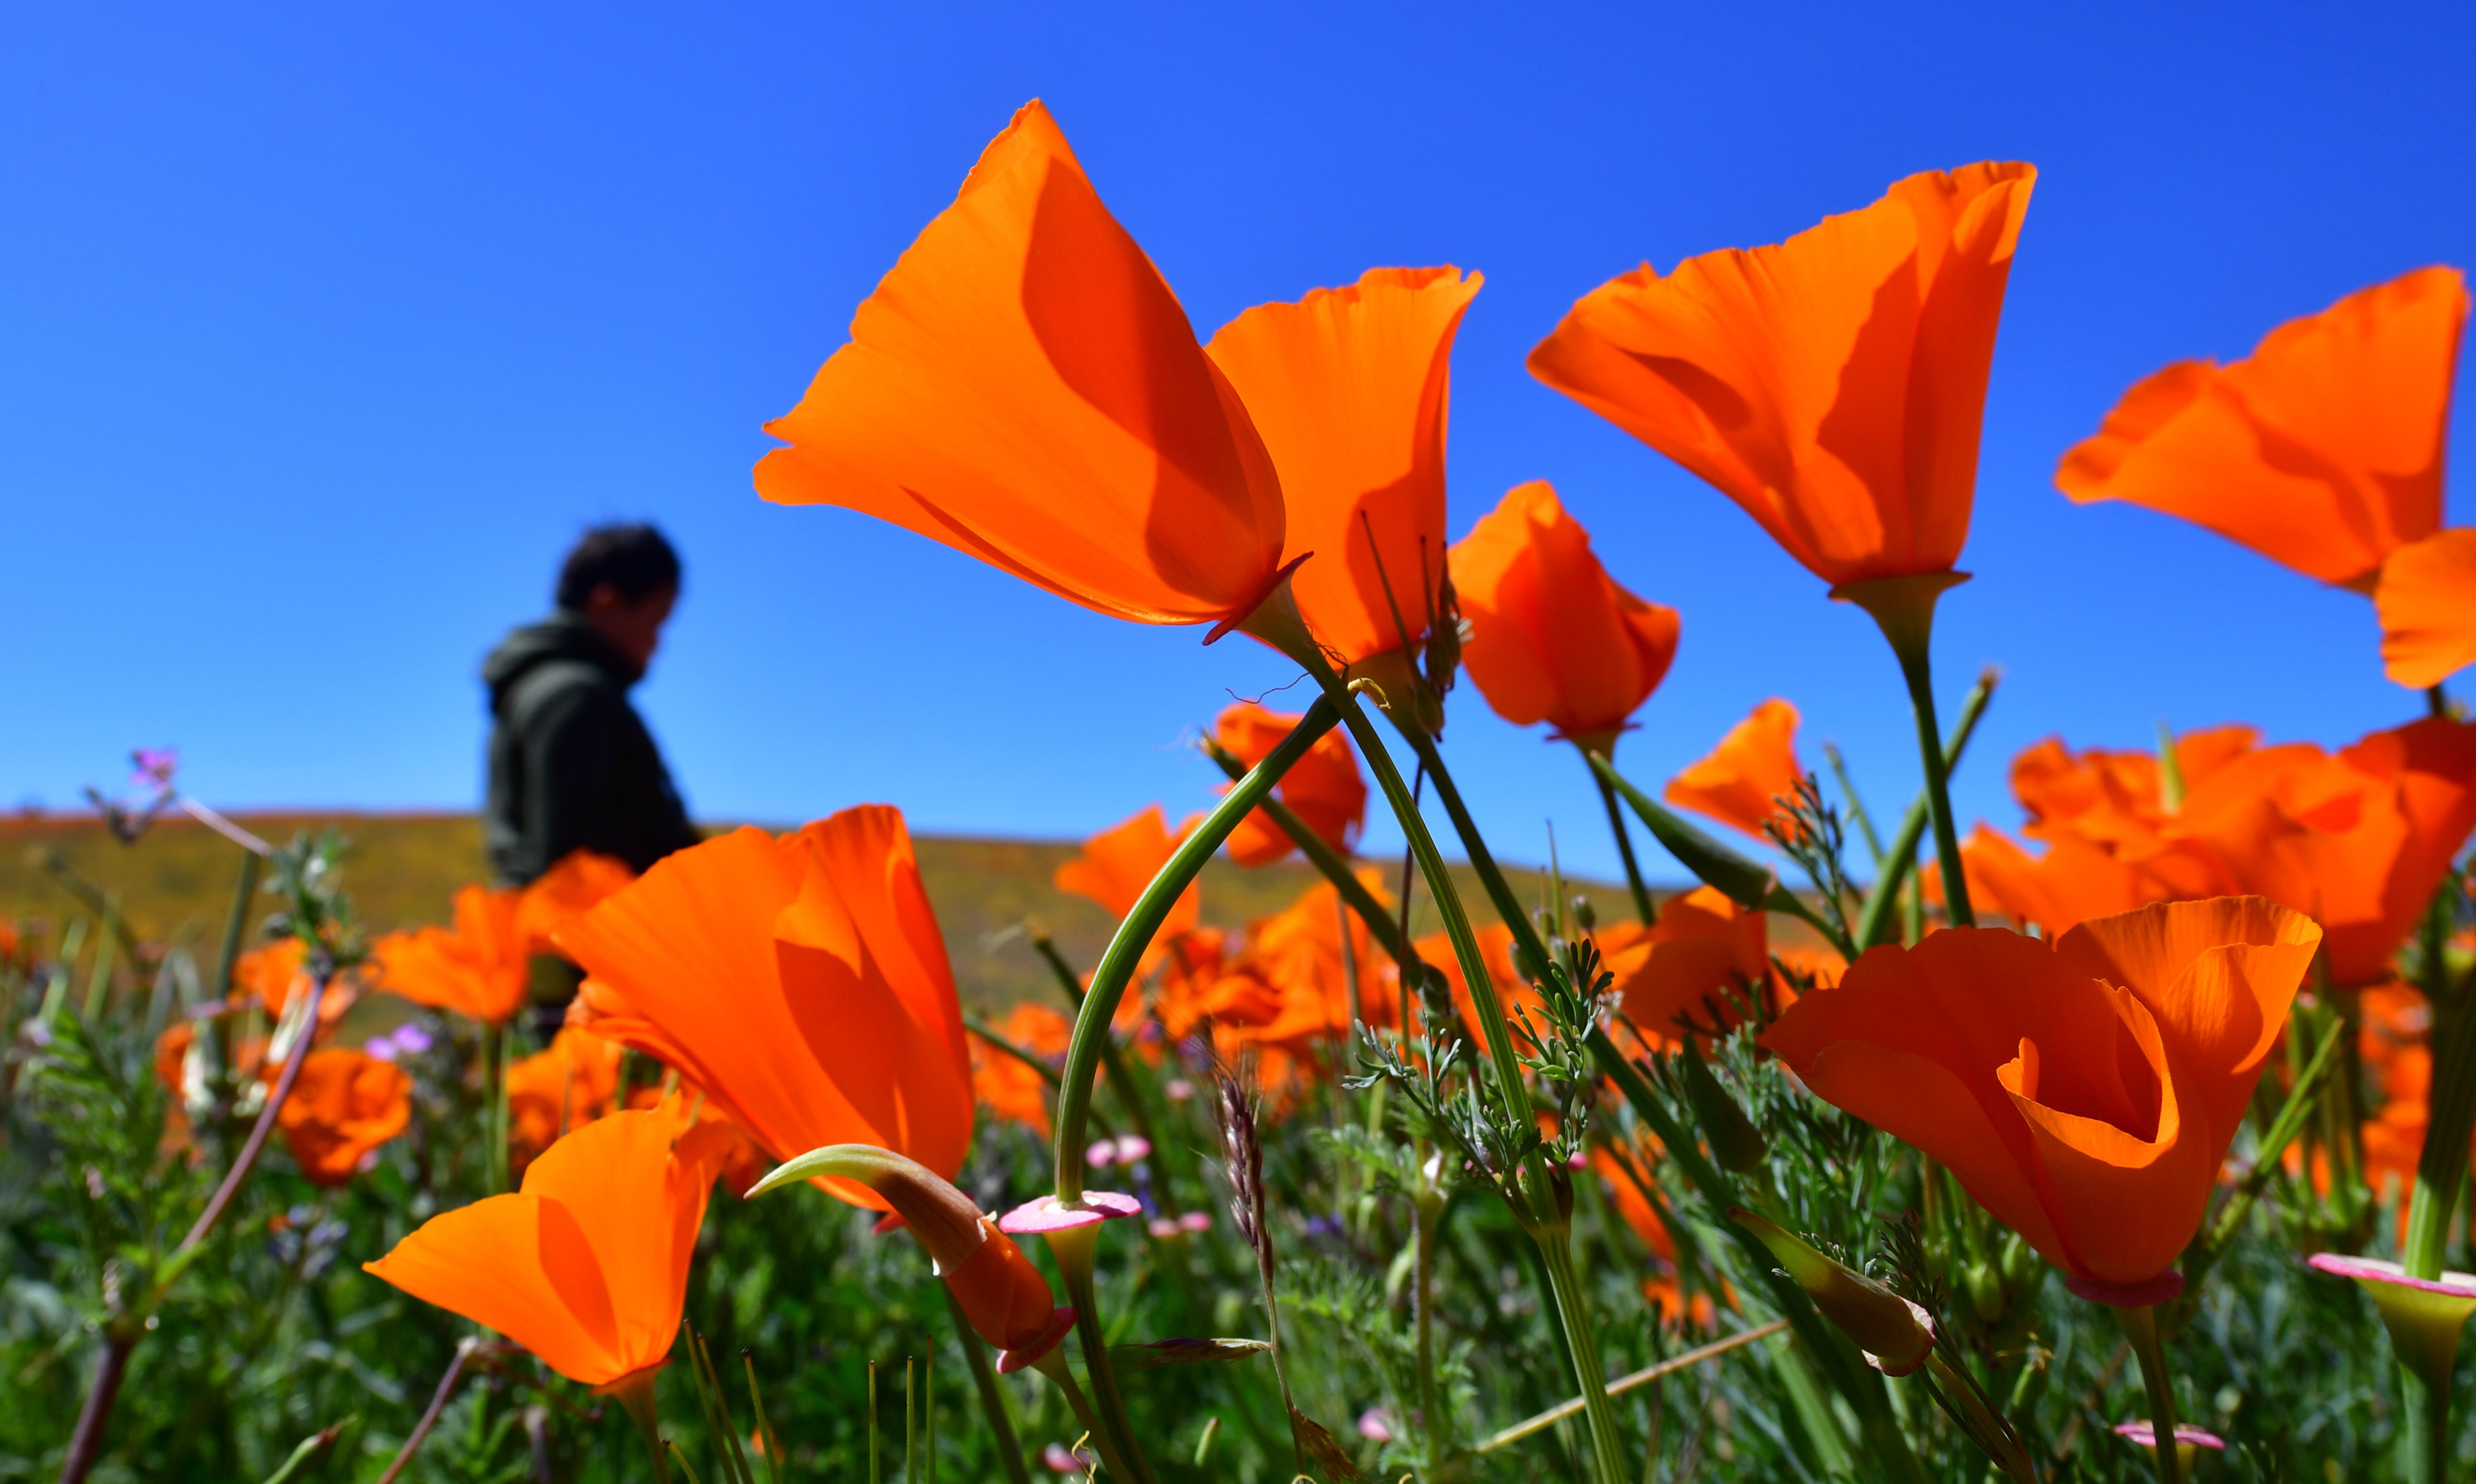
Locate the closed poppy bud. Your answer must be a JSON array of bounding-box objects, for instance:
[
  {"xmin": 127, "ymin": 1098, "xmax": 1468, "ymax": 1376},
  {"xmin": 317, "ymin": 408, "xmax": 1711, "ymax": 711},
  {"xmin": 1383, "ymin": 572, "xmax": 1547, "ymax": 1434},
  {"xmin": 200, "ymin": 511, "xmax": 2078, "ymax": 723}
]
[
  {"xmin": 1730, "ymin": 1208, "xmax": 1934, "ymax": 1376},
  {"xmin": 1678, "ymin": 1040, "xmax": 1766, "ymax": 1173},
  {"xmin": 751, "ymin": 1144, "xmax": 1074, "ymax": 1372}
]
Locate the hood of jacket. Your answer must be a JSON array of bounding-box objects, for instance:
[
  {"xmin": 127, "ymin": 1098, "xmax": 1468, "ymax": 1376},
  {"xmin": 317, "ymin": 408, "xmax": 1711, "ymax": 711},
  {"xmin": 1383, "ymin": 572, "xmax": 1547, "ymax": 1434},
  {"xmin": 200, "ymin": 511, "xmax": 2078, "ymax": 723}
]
[{"xmin": 481, "ymin": 612, "xmax": 642, "ymax": 710}]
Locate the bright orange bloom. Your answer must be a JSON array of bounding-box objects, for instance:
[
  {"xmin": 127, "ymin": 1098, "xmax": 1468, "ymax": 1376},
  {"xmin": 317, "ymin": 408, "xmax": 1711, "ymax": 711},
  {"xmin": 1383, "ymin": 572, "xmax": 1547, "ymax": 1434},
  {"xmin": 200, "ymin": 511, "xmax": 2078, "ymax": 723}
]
[
  {"xmin": 515, "ymin": 851, "xmax": 639, "ymax": 956},
  {"xmin": 557, "ymin": 807, "xmax": 974, "ymax": 1212},
  {"xmin": 365, "ymin": 1103, "xmax": 731, "ymax": 1387},
  {"xmin": 2378, "ymin": 528, "xmax": 2476, "ymax": 689},
  {"xmin": 1530, "ymin": 165, "xmax": 2035, "ymax": 588},
  {"xmin": 1409, "ymin": 921, "xmax": 1528, "ymax": 1049},
  {"xmin": 2058, "ymin": 267, "xmax": 2467, "ymax": 590},
  {"xmin": 1599, "ymin": 887, "xmax": 1772, "ymax": 1045},
  {"xmin": 274, "ymin": 1048, "xmax": 411, "ymax": 1186},
  {"xmin": 373, "ymin": 885, "xmax": 530, "ymax": 1025},
  {"xmin": 1765, "ymin": 899, "xmax": 2321, "ymax": 1291},
  {"xmin": 1213, "ymin": 703, "xmax": 1366, "ymax": 868},
  {"xmin": 1452, "ymin": 481, "xmax": 1682, "ymax": 753},
  {"xmin": 755, "ymin": 101, "xmax": 1288, "ymax": 632},
  {"xmin": 1054, "ymin": 806, "xmax": 1201, "ymax": 939},
  {"xmin": 234, "ymin": 940, "xmax": 356, "ymax": 1028},
  {"xmin": 507, "ymin": 1028, "xmax": 627, "ymax": 1167},
  {"xmin": 969, "ymin": 1001, "xmax": 1072, "ymax": 1135},
  {"xmin": 1962, "ymin": 720, "xmax": 2476, "ymax": 987},
  {"xmin": 1204, "ymin": 267, "xmax": 1481, "ymax": 665},
  {"xmin": 1666, "ymin": 698, "xmax": 1804, "ymax": 841}
]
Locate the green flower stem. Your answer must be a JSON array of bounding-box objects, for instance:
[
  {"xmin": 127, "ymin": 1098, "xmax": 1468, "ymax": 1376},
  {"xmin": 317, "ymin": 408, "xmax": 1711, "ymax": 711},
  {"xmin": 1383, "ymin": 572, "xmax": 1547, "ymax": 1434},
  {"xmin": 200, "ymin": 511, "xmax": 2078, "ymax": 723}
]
[
  {"xmin": 1863, "ymin": 594, "xmax": 1975, "ymax": 927},
  {"xmin": 1041, "ymin": 693, "xmax": 1339, "ymax": 1484},
  {"xmin": 1050, "ymin": 692, "xmax": 1338, "ymax": 1201},
  {"xmin": 1850, "ymin": 667, "xmax": 1997, "ymax": 949},
  {"xmin": 944, "ymin": 1289, "xmax": 1031, "ymax": 1484},
  {"xmin": 609, "ymin": 1369, "xmax": 675, "ymax": 1484},
  {"xmin": 1585, "ymin": 757, "xmax": 1658, "ymax": 927},
  {"xmin": 1592, "ymin": 1035, "xmax": 1931, "ymax": 1484},
  {"xmin": 2406, "ymin": 898, "xmax": 2476, "ymax": 1281},
  {"xmin": 1031, "ymin": 933, "xmax": 1174, "ymax": 1213},
  {"xmin": 1537, "ymin": 1227, "xmax": 1631, "ymax": 1484},
  {"xmin": 1045, "ymin": 1228, "xmax": 1153, "ymax": 1484},
  {"xmin": 488, "ymin": 1021, "xmax": 511, "ymax": 1196},
  {"xmin": 1412, "ymin": 1177, "xmax": 1447, "ymax": 1470},
  {"xmin": 2115, "ymin": 1303, "xmax": 2183, "ymax": 1484},
  {"xmin": 1199, "ymin": 737, "xmax": 1441, "ymax": 994}
]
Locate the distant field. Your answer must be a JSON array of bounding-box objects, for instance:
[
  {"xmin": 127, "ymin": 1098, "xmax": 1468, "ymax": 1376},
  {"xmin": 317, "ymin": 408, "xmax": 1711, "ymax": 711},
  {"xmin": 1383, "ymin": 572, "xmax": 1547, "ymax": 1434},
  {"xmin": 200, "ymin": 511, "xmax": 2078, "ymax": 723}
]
[{"xmin": 0, "ymin": 810, "xmax": 1638, "ymax": 1011}]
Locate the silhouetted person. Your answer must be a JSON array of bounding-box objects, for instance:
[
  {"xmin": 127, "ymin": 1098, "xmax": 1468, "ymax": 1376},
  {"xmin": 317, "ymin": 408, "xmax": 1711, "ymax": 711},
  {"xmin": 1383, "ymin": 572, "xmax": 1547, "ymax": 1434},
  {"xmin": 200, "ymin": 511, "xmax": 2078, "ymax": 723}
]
[{"xmin": 482, "ymin": 524, "xmax": 699, "ymax": 888}]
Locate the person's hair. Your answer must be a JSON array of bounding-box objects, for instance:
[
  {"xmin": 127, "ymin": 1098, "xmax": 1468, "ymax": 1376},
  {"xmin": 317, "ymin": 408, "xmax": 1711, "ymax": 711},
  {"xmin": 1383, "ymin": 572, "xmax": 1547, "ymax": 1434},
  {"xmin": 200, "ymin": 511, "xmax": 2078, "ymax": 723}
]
[{"xmin": 555, "ymin": 524, "xmax": 681, "ymax": 610}]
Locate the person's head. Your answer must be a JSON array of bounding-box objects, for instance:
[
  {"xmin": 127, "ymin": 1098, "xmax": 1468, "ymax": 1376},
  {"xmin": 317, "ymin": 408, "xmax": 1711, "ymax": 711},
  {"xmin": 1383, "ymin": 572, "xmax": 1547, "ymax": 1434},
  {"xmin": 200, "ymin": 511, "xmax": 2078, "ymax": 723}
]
[{"xmin": 556, "ymin": 524, "xmax": 681, "ymax": 670}]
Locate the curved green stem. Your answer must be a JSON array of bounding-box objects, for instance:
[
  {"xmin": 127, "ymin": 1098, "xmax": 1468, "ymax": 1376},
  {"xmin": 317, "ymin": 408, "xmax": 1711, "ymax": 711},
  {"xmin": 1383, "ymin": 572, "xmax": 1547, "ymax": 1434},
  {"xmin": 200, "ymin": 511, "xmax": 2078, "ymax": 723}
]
[
  {"xmin": 1851, "ymin": 667, "xmax": 1997, "ymax": 949},
  {"xmin": 1586, "ymin": 759, "xmax": 1657, "ymax": 927},
  {"xmin": 2116, "ymin": 1304, "xmax": 2182, "ymax": 1484}
]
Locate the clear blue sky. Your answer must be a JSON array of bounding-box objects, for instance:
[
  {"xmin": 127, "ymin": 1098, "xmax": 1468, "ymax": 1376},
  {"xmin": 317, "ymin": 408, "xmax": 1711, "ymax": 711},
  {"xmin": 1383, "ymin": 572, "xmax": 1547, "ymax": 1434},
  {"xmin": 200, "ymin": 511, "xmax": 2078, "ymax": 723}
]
[{"xmin": 7, "ymin": 3, "xmax": 2471, "ymax": 886}]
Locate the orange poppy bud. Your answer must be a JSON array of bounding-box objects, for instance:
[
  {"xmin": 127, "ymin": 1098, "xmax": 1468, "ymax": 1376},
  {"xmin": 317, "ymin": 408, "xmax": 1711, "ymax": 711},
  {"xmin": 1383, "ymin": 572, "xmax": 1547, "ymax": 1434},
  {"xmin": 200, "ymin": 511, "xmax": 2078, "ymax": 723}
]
[
  {"xmin": 555, "ymin": 806, "xmax": 975, "ymax": 1211},
  {"xmin": 1450, "ymin": 481, "xmax": 1680, "ymax": 755},
  {"xmin": 2059, "ymin": 266, "xmax": 2467, "ymax": 591},
  {"xmin": 1666, "ymin": 699, "xmax": 1804, "ymax": 842},
  {"xmin": 1531, "ymin": 164, "xmax": 2035, "ymax": 589},
  {"xmin": 1764, "ymin": 899, "xmax": 2320, "ymax": 1294}
]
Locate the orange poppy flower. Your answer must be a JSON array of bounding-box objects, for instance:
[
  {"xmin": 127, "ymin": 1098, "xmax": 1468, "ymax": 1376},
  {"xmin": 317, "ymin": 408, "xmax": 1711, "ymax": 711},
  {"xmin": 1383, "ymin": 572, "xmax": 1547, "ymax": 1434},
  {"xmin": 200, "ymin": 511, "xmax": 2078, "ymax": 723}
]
[
  {"xmin": 1204, "ymin": 267, "xmax": 1482, "ymax": 666},
  {"xmin": 515, "ymin": 851, "xmax": 638, "ymax": 956},
  {"xmin": 1764, "ymin": 898, "xmax": 2321, "ymax": 1292},
  {"xmin": 755, "ymin": 101, "xmax": 1288, "ymax": 633},
  {"xmin": 554, "ymin": 807, "xmax": 975, "ymax": 1212},
  {"xmin": 365, "ymin": 1102, "xmax": 732, "ymax": 1388},
  {"xmin": 1451, "ymin": 481, "xmax": 1682, "ymax": 754},
  {"xmin": 2377, "ymin": 528, "xmax": 2476, "ymax": 689},
  {"xmin": 274, "ymin": 1048, "xmax": 411, "ymax": 1186},
  {"xmin": 1212, "ymin": 703, "xmax": 1366, "ymax": 868},
  {"xmin": 1409, "ymin": 921, "xmax": 1528, "ymax": 1048},
  {"xmin": 1529, "ymin": 165, "xmax": 2036, "ymax": 589},
  {"xmin": 2058, "ymin": 266, "xmax": 2468, "ymax": 590},
  {"xmin": 507, "ymin": 1028, "xmax": 626, "ymax": 1166},
  {"xmin": 1054, "ymin": 805, "xmax": 1202, "ymax": 940},
  {"xmin": 373, "ymin": 885, "xmax": 529, "ymax": 1024},
  {"xmin": 970, "ymin": 1000, "xmax": 1072, "ymax": 1135},
  {"xmin": 1599, "ymin": 886, "xmax": 1771, "ymax": 1046},
  {"xmin": 1666, "ymin": 698, "xmax": 1804, "ymax": 842},
  {"xmin": 233, "ymin": 940, "xmax": 356, "ymax": 1029}
]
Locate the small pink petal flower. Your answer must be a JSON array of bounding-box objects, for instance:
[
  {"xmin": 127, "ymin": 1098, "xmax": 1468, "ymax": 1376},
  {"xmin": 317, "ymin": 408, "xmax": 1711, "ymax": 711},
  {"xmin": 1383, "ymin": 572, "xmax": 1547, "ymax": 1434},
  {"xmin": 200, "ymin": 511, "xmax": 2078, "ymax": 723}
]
[
  {"xmin": 1148, "ymin": 1217, "xmax": 1182, "ymax": 1238},
  {"xmin": 1178, "ymin": 1211, "xmax": 1211, "ymax": 1233},
  {"xmin": 1085, "ymin": 1139, "xmax": 1119, "ymax": 1168},
  {"xmin": 2112, "ymin": 1421, "xmax": 2225, "ymax": 1451},
  {"xmin": 1041, "ymin": 1441, "xmax": 1095, "ymax": 1474},
  {"xmin": 2307, "ymin": 1253, "xmax": 2476, "ymax": 1298},
  {"xmin": 1357, "ymin": 1406, "xmax": 1395, "ymax": 1442},
  {"xmin": 1164, "ymin": 1079, "xmax": 1195, "ymax": 1102},
  {"xmin": 1113, "ymin": 1134, "xmax": 1151, "ymax": 1162},
  {"xmin": 999, "ymin": 1192, "xmax": 1143, "ymax": 1234}
]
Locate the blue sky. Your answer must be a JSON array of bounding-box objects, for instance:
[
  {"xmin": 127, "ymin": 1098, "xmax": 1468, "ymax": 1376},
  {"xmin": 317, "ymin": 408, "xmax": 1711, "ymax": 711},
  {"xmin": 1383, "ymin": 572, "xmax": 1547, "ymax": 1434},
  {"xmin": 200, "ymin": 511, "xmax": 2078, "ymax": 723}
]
[{"xmin": 5, "ymin": 3, "xmax": 2471, "ymax": 886}]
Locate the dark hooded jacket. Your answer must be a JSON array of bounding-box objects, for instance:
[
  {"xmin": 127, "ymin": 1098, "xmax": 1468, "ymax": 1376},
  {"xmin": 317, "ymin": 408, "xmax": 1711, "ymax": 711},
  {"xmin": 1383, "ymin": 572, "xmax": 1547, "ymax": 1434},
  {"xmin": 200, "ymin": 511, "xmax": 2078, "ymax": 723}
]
[{"xmin": 481, "ymin": 613, "xmax": 698, "ymax": 886}]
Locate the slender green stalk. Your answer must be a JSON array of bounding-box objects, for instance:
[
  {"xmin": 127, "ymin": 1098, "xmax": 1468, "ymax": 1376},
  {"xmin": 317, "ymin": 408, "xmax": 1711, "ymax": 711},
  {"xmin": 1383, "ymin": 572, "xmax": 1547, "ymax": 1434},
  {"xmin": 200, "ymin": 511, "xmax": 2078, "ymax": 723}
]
[
  {"xmin": 1588, "ymin": 761, "xmax": 1658, "ymax": 926},
  {"xmin": 1823, "ymin": 741, "xmax": 1886, "ymax": 866},
  {"xmin": 943, "ymin": 1291, "xmax": 1030, "ymax": 1484},
  {"xmin": 2405, "ymin": 899, "xmax": 2476, "ymax": 1280},
  {"xmin": 1474, "ymin": 1320, "xmax": 1788, "ymax": 1453},
  {"xmin": 488, "ymin": 1022, "xmax": 511, "ymax": 1196},
  {"xmin": 905, "ymin": 1356, "xmax": 918, "ymax": 1484},
  {"xmin": 2115, "ymin": 1304, "xmax": 2182, "ymax": 1484},
  {"xmin": 869, "ymin": 1360, "xmax": 879, "ymax": 1484},
  {"xmin": 1537, "ymin": 1228, "xmax": 1630, "ymax": 1484},
  {"xmin": 1412, "ymin": 1180, "xmax": 1447, "ymax": 1471},
  {"xmin": 610, "ymin": 1369, "xmax": 674, "ymax": 1484},
  {"xmin": 1852, "ymin": 667, "xmax": 1997, "ymax": 948},
  {"xmin": 1878, "ymin": 613, "xmax": 1973, "ymax": 925},
  {"xmin": 1051, "ymin": 693, "xmax": 1339, "ymax": 1201}
]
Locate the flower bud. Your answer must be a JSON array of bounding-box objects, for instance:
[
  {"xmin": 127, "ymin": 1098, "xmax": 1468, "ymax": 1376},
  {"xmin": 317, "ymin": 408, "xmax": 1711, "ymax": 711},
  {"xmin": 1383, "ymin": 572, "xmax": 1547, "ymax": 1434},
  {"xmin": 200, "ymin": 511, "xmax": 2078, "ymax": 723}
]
[
  {"xmin": 752, "ymin": 1144, "xmax": 1074, "ymax": 1370},
  {"xmin": 1731, "ymin": 1208, "xmax": 1933, "ymax": 1375},
  {"xmin": 1680, "ymin": 1040, "xmax": 1767, "ymax": 1172}
]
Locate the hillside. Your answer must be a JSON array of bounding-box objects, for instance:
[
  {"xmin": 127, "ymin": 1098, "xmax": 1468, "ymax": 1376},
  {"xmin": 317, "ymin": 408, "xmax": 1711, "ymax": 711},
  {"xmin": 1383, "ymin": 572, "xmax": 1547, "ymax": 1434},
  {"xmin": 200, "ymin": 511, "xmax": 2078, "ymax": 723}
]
[{"xmin": 0, "ymin": 810, "xmax": 1642, "ymax": 1011}]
